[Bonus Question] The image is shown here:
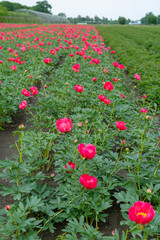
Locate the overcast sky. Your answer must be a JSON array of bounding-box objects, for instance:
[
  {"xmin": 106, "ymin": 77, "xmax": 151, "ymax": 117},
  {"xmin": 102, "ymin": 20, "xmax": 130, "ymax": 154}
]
[{"xmin": 4, "ymin": 0, "xmax": 160, "ymax": 20}]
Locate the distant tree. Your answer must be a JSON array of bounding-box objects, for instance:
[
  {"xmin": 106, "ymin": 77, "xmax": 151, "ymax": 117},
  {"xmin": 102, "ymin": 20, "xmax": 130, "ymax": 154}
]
[
  {"xmin": 94, "ymin": 15, "xmax": 101, "ymax": 24},
  {"xmin": 0, "ymin": 1, "xmax": 29, "ymax": 11},
  {"xmin": 147, "ymin": 15, "xmax": 158, "ymax": 24},
  {"xmin": 118, "ymin": 16, "xmax": 127, "ymax": 25},
  {"xmin": 32, "ymin": 0, "xmax": 52, "ymax": 14},
  {"xmin": 58, "ymin": 13, "xmax": 66, "ymax": 18},
  {"xmin": 141, "ymin": 12, "xmax": 157, "ymax": 25},
  {"xmin": 0, "ymin": 4, "xmax": 8, "ymax": 16},
  {"xmin": 157, "ymin": 15, "xmax": 160, "ymax": 24}
]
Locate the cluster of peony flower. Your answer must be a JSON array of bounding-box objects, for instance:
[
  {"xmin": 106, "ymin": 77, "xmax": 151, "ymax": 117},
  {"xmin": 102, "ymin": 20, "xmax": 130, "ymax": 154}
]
[
  {"xmin": 113, "ymin": 62, "xmax": 125, "ymax": 69},
  {"xmin": 98, "ymin": 95, "xmax": 111, "ymax": 105}
]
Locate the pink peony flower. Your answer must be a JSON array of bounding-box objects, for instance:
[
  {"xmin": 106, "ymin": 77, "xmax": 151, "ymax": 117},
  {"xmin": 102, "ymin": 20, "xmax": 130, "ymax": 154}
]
[
  {"xmin": 56, "ymin": 117, "xmax": 73, "ymax": 133},
  {"xmin": 116, "ymin": 121, "xmax": 127, "ymax": 131},
  {"xmin": 104, "ymin": 81, "xmax": 114, "ymax": 91},
  {"xmin": 19, "ymin": 100, "xmax": 27, "ymax": 110},
  {"xmin": 129, "ymin": 201, "xmax": 155, "ymax": 225},
  {"xmin": 79, "ymin": 174, "xmax": 98, "ymax": 189},
  {"xmin": 21, "ymin": 89, "xmax": 30, "ymax": 97},
  {"xmin": 78, "ymin": 143, "xmax": 96, "ymax": 159},
  {"xmin": 74, "ymin": 84, "xmax": 83, "ymax": 92}
]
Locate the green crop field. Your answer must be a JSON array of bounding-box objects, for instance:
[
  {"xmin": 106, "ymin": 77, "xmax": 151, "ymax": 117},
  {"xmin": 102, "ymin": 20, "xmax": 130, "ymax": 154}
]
[{"xmin": 96, "ymin": 25, "xmax": 160, "ymax": 105}]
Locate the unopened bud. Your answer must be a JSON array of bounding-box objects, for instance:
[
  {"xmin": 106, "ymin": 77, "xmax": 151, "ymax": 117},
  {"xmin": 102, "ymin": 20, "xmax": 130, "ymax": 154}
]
[
  {"xmin": 112, "ymin": 230, "xmax": 115, "ymax": 236},
  {"xmin": 146, "ymin": 189, "xmax": 152, "ymax": 194},
  {"xmin": 6, "ymin": 205, "xmax": 11, "ymax": 210},
  {"xmin": 74, "ymin": 139, "xmax": 78, "ymax": 143},
  {"xmin": 50, "ymin": 173, "xmax": 55, "ymax": 178},
  {"xmin": 18, "ymin": 124, "xmax": 24, "ymax": 130},
  {"xmin": 125, "ymin": 148, "xmax": 129, "ymax": 152},
  {"xmin": 146, "ymin": 115, "xmax": 150, "ymax": 120}
]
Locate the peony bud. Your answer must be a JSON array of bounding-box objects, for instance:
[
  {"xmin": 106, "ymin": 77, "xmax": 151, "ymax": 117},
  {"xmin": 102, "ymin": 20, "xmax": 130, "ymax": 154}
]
[
  {"xmin": 74, "ymin": 139, "xmax": 78, "ymax": 143},
  {"xmin": 6, "ymin": 205, "xmax": 11, "ymax": 210},
  {"xmin": 125, "ymin": 148, "xmax": 129, "ymax": 152},
  {"xmin": 146, "ymin": 189, "xmax": 152, "ymax": 194},
  {"xmin": 50, "ymin": 173, "xmax": 55, "ymax": 178},
  {"xmin": 122, "ymin": 140, "xmax": 126, "ymax": 144},
  {"xmin": 78, "ymin": 122, "xmax": 83, "ymax": 127},
  {"xmin": 18, "ymin": 124, "xmax": 25, "ymax": 130},
  {"xmin": 112, "ymin": 230, "xmax": 115, "ymax": 236},
  {"xmin": 146, "ymin": 115, "xmax": 150, "ymax": 120}
]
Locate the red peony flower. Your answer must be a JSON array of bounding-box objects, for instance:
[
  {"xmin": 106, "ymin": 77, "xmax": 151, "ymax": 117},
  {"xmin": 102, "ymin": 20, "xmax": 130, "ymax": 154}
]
[
  {"xmin": 72, "ymin": 64, "xmax": 80, "ymax": 72},
  {"xmin": 129, "ymin": 201, "xmax": 155, "ymax": 225},
  {"xmin": 19, "ymin": 100, "xmax": 27, "ymax": 110},
  {"xmin": 103, "ymin": 69, "xmax": 109, "ymax": 74},
  {"xmin": 104, "ymin": 81, "xmax": 114, "ymax": 91},
  {"xmin": 69, "ymin": 53, "xmax": 74, "ymax": 57},
  {"xmin": 6, "ymin": 205, "xmax": 11, "ymax": 210},
  {"xmin": 65, "ymin": 162, "xmax": 75, "ymax": 172},
  {"xmin": 93, "ymin": 77, "xmax": 97, "ymax": 81},
  {"xmin": 10, "ymin": 65, "xmax": 17, "ymax": 71},
  {"xmin": 120, "ymin": 93, "xmax": 126, "ymax": 98},
  {"xmin": 92, "ymin": 58, "xmax": 100, "ymax": 64},
  {"xmin": 56, "ymin": 117, "xmax": 73, "ymax": 133},
  {"xmin": 141, "ymin": 108, "xmax": 147, "ymax": 113},
  {"xmin": 50, "ymin": 49, "xmax": 55, "ymax": 55},
  {"xmin": 104, "ymin": 99, "xmax": 111, "ymax": 105},
  {"xmin": 74, "ymin": 84, "xmax": 83, "ymax": 92},
  {"xmin": 21, "ymin": 89, "xmax": 30, "ymax": 97},
  {"xmin": 134, "ymin": 73, "xmax": 141, "ymax": 81},
  {"xmin": 30, "ymin": 86, "xmax": 38, "ymax": 96},
  {"xmin": 78, "ymin": 143, "xmax": 96, "ymax": 159},
  {"xmin": 44, "ymin": 58, "xmax": 51, "ymax": 64},
  {"xmin": 79, "ymin": 174, "xmax": 98, "ymax": 189},
  {"xmin": 98, "ymin": 95, "xmax": 106, "ymax": 102},
  {"xmin": 143, "ymin": 94, "xmax": 147, "ymax": 99},
  {"xmin": 116, "ymin": 121, "xmax": 127, "ymax": 131}
]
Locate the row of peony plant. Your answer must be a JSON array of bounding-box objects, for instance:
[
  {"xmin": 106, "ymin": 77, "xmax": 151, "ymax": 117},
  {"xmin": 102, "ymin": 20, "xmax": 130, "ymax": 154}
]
[{"xmin": 0, "ymin": 23, "xmax": 160, "ymax": 239}]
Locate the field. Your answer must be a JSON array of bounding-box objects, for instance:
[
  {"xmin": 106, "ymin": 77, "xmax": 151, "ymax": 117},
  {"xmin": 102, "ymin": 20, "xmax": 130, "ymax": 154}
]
[
  {"xmin": 0, "ymin": 23, "xmax": 160, "ymax": 239},
  {"xmin": 96, "ymin": 25, "xmax": 160, "ymax": 105}
]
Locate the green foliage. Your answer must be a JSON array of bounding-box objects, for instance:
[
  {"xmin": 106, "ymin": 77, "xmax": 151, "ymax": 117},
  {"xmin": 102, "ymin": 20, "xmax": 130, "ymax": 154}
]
[{"xmin": 96, "ymin": 25, "xmax": 160, "ymax": 106}]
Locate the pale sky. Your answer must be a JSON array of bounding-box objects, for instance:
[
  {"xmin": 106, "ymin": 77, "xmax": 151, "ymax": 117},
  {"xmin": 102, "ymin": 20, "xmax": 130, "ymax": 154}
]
[{"xmin": 3, "ymin": 0, "xmax": 160, "ymax": 20}]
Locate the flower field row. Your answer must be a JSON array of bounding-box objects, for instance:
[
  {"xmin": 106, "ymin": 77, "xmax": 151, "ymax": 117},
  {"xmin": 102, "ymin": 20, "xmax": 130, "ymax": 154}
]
[
  {"xmin": 96, "ymin": 25, "xmax": 160, "ymax": 106},
  {"xmin": 0, "ymin": 23, "xmax": 160, "ymax": 239}
]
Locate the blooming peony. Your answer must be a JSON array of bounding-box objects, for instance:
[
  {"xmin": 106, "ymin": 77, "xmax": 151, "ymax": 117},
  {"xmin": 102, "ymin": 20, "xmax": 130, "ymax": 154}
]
[
  {"xmin": 19, "ymin": 100, "xmax": 27, "ymax": 110},
  {"xmin": 116, "ymin": 121, "xmax": 127, "ymax": 131},
  {"xmin": 74, "ymin": 84, "xmax": 83, "ymax": 92},
  {"xmin": 129, "ymin": 201, "xmax": 155, "ymax": 225},
  {"xmin": 104, "ymin": 81, "xmax": 114, "ymax": 91},
  {"xmin": 79, "ymin": 174, "xmax": 98, "ymax": 189},
  {"xmin": 78, "ymin": 143, "xmax": 96, "ymax": 159},
  {"xmin": 21, "ymin": 89, "xmax": 30, "ymax": 97},
  {"xmin": 56, "ymin": 117, "xmax": 73, "ymax": 133}
]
